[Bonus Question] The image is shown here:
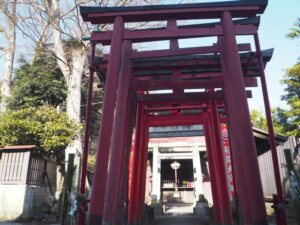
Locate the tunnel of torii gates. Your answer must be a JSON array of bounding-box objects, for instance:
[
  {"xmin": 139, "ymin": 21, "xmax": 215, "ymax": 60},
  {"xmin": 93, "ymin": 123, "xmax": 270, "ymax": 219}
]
[{"xmin": 77, "ymin": 1, "xmax": 288, "ymax": 225}]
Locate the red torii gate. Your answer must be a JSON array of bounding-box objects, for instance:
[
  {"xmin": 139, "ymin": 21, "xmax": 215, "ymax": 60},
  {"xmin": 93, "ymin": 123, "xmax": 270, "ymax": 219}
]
[{"xmin": 78, "ymin": 1, "xmax": 287, "ymax": 225}]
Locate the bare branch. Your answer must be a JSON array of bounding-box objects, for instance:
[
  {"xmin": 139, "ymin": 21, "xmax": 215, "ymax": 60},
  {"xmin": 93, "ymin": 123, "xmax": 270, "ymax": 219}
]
[
  {"xmin": 60, "ymin": 0, "xmax": 93, "ymax": 18},
  {"xmin": 5, "ymin": 1, "xmax": 46, "ymax": 12},
  {"xmin": 0, "ymin": 26, "xmax": 10, "ymax": 40}
]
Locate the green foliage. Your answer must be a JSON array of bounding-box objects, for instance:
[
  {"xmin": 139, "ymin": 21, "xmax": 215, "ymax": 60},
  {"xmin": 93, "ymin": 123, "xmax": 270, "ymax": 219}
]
[
  {"xmin": 62, "ymin": 38, "xmax": 85, "ymax": 63},
  {"xmin": 280, "ymin": 62, "xmax": 300, "ymax": 138},
  {"xmin": 251, "ymin": 19, "xmax": 300, "ymax": 139},
  {"xmin": 87, "ymin": 154, "xmax": 96, "ymax": 173},
  {"xmin": 251, "ymin": 109, "xmax": 267, "ymax": 129},
  {"xmin": 287, "ymin": 18, "xmax": 300, "ymax": 39},
  {"xmin": 81, "ymin": 74, "xmax": 103, "ymax": 141},
  {"xmin": 8, "ymin": 48, "xmax": 67, "ymax": 109},
  {"xmin": 274, "ymin": 19, "xmax": 300, "ymax": 138},
  {"xmin": 0, "ymin": 105, "xmax": 80, "ymax": 164},
  {"xmin": 81, "ymin": 75, "xmax": 103, "ymax": 174},
  {"xmin": 250, "ymin": 109, "xmax": 286, "ymax": 136},
  {"xmin": 63, "ymin": 38, "xmax": 84, "ymax": 50}
]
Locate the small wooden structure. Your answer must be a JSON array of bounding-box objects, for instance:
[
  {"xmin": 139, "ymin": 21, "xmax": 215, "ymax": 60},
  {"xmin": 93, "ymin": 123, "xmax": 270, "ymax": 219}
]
[
  {"xmin": 0, "ymin": 145, "xmax": 56, "ymax": 220},
  {"xmin": 0, "ymin": 145, "xmax": 56, "ymax": 188}
]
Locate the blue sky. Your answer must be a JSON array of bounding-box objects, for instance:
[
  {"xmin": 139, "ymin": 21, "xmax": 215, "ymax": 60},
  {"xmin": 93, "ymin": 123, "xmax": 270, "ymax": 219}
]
[
  {"xmin": 170, "ymin": 0, "xmax": 300, "ymax": 111},
  {"xmin": 247, "ymin": 0, "xmax": 300, "ymax": 111},
  {"xmin": 0, "ymin": 0, "xmax": 299, "ymax": 112}
]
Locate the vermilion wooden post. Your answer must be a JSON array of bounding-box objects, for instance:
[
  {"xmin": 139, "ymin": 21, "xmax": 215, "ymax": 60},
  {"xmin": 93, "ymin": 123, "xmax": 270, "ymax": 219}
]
[
  {"xmin": 219, "ymin": 36, "xmax": 251, "ymax": 225},
  {"xmin": 254, "ymin": 33, "xmax": 287, "ymax": 225},
  {"xmin": 117, "ymin": 94, "xmax": 136, "ymax": 225},
  {"xmin": 209, "ymin": 99, "xmax": 234, "ymax": 224},
  {"xmin": 133, "ymin": 109, "xmax": 148, "ymax": 224},
  {"xmin": 102, "ymin": 40, "xmax": 132, "ymax": 225},
  {"xmin": 137, "ymin": 114, "xmax": 149, "ymax": 223},
  {"xmin": 77, "ymin": 41, "xmax": 96, "ymax": 225},
  {"xmin": 127, "ymin": 134, "xmax": 138, "ymax": 224},
  {"xmin": 167, "ymin": 19, "xmax": 183, "ymax": 96},
  {"xmin": 88, "ymin": 16, "xmax": 124, "ymax": 225},
  {"xmin": 221, "ymin": 11, "xmax": 267, "ymax": 225},
  {"xmin": 203, "ymin": 111, "xmax": 223, "ymax": 224},
  {"xmin": 128, "ymin": 102, "xmax": 145, "ymax": 225}
]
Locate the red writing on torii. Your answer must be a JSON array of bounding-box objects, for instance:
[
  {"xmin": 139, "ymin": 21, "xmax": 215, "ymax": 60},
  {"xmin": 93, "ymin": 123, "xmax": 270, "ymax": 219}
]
[{"xmin": 221, "ymin": 124, "xmax": 235, "ymax": 199}]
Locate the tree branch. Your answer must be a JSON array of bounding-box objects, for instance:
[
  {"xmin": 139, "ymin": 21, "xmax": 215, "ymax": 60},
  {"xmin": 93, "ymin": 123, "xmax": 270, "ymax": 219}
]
[
  {"xmin": 0, "ymin": 26, "xmax": 10, "ymax": 40},
  {"xmin": 60, "ymin": 0, "xmax": 93, "ymax": 18}
]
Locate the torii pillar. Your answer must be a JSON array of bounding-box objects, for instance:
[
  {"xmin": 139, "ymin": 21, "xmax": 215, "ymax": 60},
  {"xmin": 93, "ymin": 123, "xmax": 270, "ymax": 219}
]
[{"xmin": 220, "ymin": 11, "xmax": 267, "ymax": 225}]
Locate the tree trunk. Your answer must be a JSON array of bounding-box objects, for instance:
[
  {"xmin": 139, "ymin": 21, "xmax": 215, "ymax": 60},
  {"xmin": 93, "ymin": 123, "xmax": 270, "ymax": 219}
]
[
  {"xmin": 51, "ymin": 0, "xmax": 87, "ymax": 188},
  {"xmin": 0, "ymin": 1, "xmax": 16, "ymax": 112},
  {"xmin": 64, "ymin": 49, "xmax": 86, "ymax": 187},
  {"xmin": 1, "ymin": 43, "xmax": 15, "ymax": 111},
  {"xmin": 66, "ymin": 49, "xmax": 86, "ymax": 125}
]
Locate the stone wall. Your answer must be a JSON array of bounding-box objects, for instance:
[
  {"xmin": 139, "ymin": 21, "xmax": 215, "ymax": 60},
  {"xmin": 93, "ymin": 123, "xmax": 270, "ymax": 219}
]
[
  {"xmin": 0, "ymin": 185, "xmax": 26, "ymax": 220},
  {"xmin": 0, "ymin": 185, "xmax": 53, "ymax": 221}
]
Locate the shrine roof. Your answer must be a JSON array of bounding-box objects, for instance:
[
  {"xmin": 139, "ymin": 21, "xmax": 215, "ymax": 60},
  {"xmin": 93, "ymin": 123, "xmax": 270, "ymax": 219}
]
[
  {"xmin": 132, "ymin": 48, "xmax": 273, "ymax": 63},
  {"xmin": 148, "ymin": 126, "xmax": 287, "ymax": 155},
  {"xmin": 0, "ymin": 145, "xmax": 36, "ymax": 152},
  {"xmin": 176, "ymin": 17, "xmax": 261, "ymax": 29},
  {"xmin": 95, "ymin": 49, "xmax": 273, "ymax": 72},
  {"xmin": 253, "ymin": 127, "xmax": 287, "ymax": 155}
]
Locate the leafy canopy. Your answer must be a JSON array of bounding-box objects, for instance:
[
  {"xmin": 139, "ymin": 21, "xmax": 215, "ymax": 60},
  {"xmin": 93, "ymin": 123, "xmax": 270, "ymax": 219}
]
[
  {"xmin": 8, "ymin": 48, "xmax": 67, "ymax": 110},
  {"xmin": 0, "ymin": 105, "xmax": 80, "ymax": 164},
  {"xmin": 287, "ymin": 18, "xmax": 300, "ymax": 39},
  {"xmin": 280, "ymin": 62, "xmax": 300, "ymax": 138},
  {"xmin": 267, "ymin": 18, "xmax": 300, "ymax": 138},
  {"xmin": 250, "ymin": 109, "xmax": 286, "ymax": 136},
  {"xmin": 252, "ymin": 62, "xmax": 300, "ymax": 138}
]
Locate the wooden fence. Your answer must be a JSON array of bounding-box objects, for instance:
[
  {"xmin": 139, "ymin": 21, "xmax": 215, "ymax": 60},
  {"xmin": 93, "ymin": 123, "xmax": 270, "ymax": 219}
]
[
  {"xmin": 0, "ymin": 147, "xmax": 56, "ymax": 188},
  {"xmin": 0, "ymin": 150, "xmax": 31, "ymax": 184},
  {"xmin": 258, "ymin": 136, "xmax": 298, "ymax": 196}
]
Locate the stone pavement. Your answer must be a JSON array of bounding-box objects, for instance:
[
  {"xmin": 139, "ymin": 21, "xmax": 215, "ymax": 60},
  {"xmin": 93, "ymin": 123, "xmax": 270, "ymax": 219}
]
[
  {"xmin": 0, "ymin": 222, "xmax": 59, "ymax": 225},
  {"xmin": 154, "ymin": 214, "xmax": 209, "ymax": 225},
  {"xmin": 0, "ymin": 223, "xmax": 23, "ymax": 225},
  {"xmin": 0, "ymin": 223, "xmax": 32, "ymax": 225},
  {"xmin": 163, "ymin": 204, "xmax": 194, "ymax": 215},
  {"xmin": 153, "ymin": 203, "xmax": 209, "ymax": 225}
]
